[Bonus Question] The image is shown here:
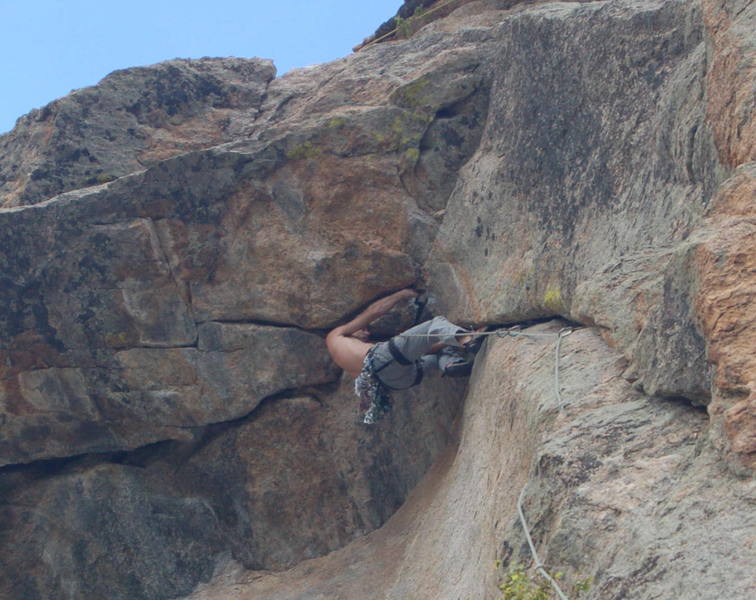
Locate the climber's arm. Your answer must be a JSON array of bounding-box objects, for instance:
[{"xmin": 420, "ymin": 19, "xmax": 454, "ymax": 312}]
[
  {"xmin": 326, "ymin": 288, "xmax": 417, "ymax": 376},
  {"xmin": 329, "ymin": 288, "xmax": 417, "ymax": 338}
]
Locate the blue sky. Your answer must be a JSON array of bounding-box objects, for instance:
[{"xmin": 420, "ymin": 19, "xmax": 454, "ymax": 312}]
[{"xmin": 0, "ymin": 0, "xmax": 402, "ymax": 134}]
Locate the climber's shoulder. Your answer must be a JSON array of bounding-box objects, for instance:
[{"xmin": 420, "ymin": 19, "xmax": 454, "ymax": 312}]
[{"xmin": 326, "ymin": 328, "xmax": 373, "ymax": 376}]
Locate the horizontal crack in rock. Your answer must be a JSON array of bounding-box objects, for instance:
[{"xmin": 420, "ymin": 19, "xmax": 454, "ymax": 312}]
[{"xmin": 0, "ymin": 381, "xmax": 339, "ymax": 476}]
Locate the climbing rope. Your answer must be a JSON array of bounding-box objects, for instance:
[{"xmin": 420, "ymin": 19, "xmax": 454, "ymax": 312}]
[
  {"xmin": 394, "ymin": 324, "xmax": 577, "ymax": 339},
  {"xmin": 516, "ymin": 487, "xmax": 570, "ymax": 600},
  {"xmin": 554, "ymin": 327, "xmax": 572, "ymax": 411},
  {"xmin": 514, "ymin": 327, "xmax": 574, "ymax": 600},
  {"xmin": 393, "ymin": 321, "xmax": 576, "ymax": 597}
]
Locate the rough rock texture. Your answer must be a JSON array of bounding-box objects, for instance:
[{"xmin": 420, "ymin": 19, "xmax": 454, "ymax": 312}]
[
  {"xmin": 0, "ymin": 377, "xmax": 464, "ymax": 600},
  {"xmin": 0, "ymin": 58, "xmax": 276, "ymax": 208},
  {"xmin": 0, "ymin": 0, "xmax": 754, "ymax": 598},
  {"xmin": 424, "ymin": 0, "xmax": 756, "ymax": 471},
  {"xmin": 188, "ymin": 325, "xmax": 755, "ymax": 600},
  {"xmin": 0, "ymin": 12, "xmax": 491, "ymax": 467},
  {"xmin": 368, "ymin": 0, "xmax": 471, "ymax": 45}
]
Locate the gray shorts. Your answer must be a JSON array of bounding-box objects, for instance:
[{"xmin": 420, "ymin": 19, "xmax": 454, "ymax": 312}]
[{"xmin": 371, "ymin": 316, "xmax": 466, "ymax": 390}]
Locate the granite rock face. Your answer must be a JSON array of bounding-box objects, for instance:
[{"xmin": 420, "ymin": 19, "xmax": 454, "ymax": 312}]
[
  {"xmin": 0, "ymin": 376, "xmax": 463, "ymax": 600},
  {"xmin": 0, "ymin": 0, "xmax": 754, "ymax": 599},
  {"xmin": 190, "ymin": 325, "xmax": 754, "ymax": 600},
  {"xmin": 0, "ymin": 58, "xmax": 276, "ymax": 208},
  {"xmin": 425, "ymin": 0, "xmax": 755, "ymax": 471},
  {"xmin": 0, "ymin": 17, "xmax": 490, "ymax": 467}
]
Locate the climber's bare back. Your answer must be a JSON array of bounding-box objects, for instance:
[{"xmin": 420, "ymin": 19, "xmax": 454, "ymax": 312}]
[
  {"xmin": 326, "ymin": 331, "xmax": 372, "ymax": 376},
  {"xmin": 326, "ymin": 289, "xmax": 418, "ymax": 377}
]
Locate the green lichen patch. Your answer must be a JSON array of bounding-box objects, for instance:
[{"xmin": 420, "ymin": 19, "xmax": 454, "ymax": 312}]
[
  {"xmin": 404, "ymin": 147, "xmax": 420, "ymax": 163},
  {"xmin": 390, "ymin": 76, "xmax": 436, "ymax": 110},
  {"xmin": 286, "ymin": 141, "xmax": 320, "ymax": 161},
  {"xmin": 327, "ymin": 117, "xmax": 347, "ymax": 129},
  {"xmin": 369, "ymin": 110, "xmax": 429, "ymax": 155},
  {"xmin": 543, "ymin": 285, "xmax": 564, "ymax": 313}
]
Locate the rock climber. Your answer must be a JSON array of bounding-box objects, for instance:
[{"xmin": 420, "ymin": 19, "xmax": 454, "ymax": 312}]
[{"xmin": 326, "ymin": 288, "xmax": 482, "ymax": 424}]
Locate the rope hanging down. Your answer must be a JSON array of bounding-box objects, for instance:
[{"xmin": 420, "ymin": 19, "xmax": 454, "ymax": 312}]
[
  {"xmin": 553, "ymin": 327, "xmax": 572, "ymax": 411},
  {"xmin": 517, "ymin": 486, "xmax": 570, "ymax": 600},
  {"xmin": 514, "ymin": 327, "xmax": 573, "ymax": 600},
  {"xmin": 397, "ymin": 321, "xmax": 575, "ymax": 599}
]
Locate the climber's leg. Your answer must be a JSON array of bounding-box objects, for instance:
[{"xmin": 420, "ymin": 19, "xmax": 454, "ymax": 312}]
[
  {"xmin": 389, "ymin": 316, "xmax": 468, "ymax": 361},
  {"xmin": 420, "ymin": 347, "xmax": 474, "ymax": 378},
  {"xmin": 419, "ymin": 353, "xmax": 441, "ymax": 375},
  {"xmin": 370, "ymin": 316, "xmax": 473, "ymax": 389}
]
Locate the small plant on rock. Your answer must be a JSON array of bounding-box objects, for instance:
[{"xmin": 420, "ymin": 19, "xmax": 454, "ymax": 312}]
[
  {"xmin": 395, "ymin": 15, "xmax": 413, "ymax": 38},
  {"xmin": 497, "ymin": 563, "xmax": 591, "ymax": 600}
]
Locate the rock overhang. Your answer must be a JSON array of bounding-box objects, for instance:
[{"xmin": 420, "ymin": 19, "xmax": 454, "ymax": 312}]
[{"xmin": 0, "ymin": 0, "xmax": 754, "ymax": 598}]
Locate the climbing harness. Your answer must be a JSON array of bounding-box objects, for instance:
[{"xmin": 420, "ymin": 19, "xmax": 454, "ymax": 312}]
[{"xmin": 388, "ymin": 337, "xmax": 413, "ymax": 366}]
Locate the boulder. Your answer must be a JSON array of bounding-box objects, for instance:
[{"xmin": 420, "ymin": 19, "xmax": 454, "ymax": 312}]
[
  {"xmin": 0, "ymin": 375, "xmax": 464, "ymax": 600},
  {"xmin": 0, "ymin": 58, "xmax": 276, "ymax": 208}
]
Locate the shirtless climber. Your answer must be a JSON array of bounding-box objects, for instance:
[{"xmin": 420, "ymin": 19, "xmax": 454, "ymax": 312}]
[{"xmin": 326, "ymin": 288, "xmax": 482, "ymax": 424}]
